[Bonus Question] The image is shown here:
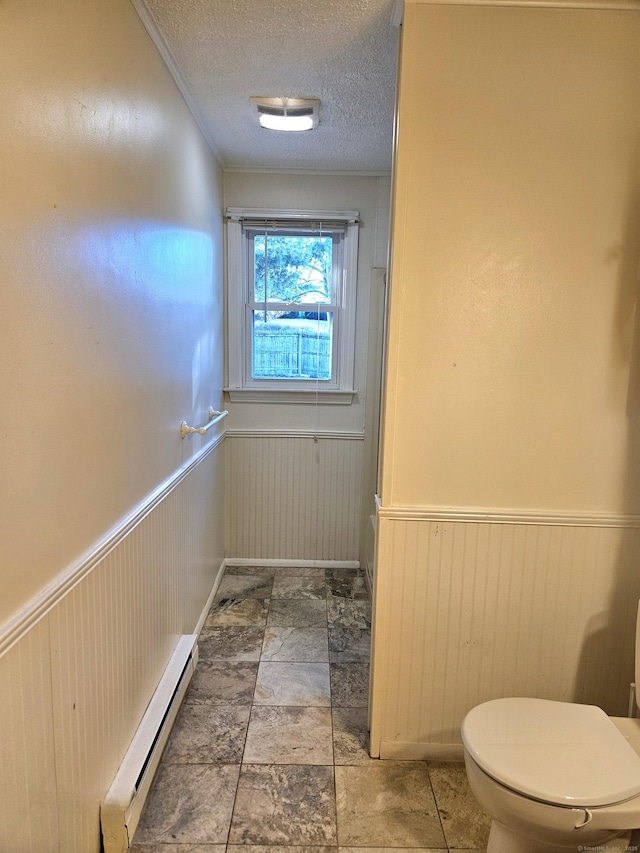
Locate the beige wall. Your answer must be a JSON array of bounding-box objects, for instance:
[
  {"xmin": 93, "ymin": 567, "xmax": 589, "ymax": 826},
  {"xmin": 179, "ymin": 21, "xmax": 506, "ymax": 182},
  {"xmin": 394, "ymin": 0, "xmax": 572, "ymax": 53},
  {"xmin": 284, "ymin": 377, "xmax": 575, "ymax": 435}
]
[
  {"xmin": 0, "ymin": 1, "xmax": 226, "ymax": 848},
  {"xmin": 380, "ymin": 1, "xmax": 640, "ymax": 515},
  {"xmin": 371, "ymin": 0, "xmax": 640, "ymax": 758},
  {"xmin": 0, "ymin": 0, "xmax": 225, "ymax": 631}
]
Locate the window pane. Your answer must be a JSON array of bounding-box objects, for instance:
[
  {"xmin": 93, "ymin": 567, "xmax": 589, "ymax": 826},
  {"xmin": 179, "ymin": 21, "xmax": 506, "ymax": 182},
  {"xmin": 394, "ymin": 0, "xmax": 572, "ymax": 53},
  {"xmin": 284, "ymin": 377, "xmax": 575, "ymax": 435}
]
[
  {"xmin": 252, "ymin": 311, "xmax": 333, "ymax": 380},
  {"xmin": 254, "ymin": 234, "xmax": 333, "ymax": 304}
]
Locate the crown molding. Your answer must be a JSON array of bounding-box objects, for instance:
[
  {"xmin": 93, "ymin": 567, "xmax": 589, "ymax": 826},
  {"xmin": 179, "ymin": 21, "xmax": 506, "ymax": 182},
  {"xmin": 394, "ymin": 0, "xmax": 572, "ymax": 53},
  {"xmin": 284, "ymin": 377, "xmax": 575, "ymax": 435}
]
[
  {"xmin": 391, "ymin": 0, "xmax": 405, "ymax": 25},
  {"xmin": 130, "ymin": 0, "xmax": 226, "ymax": 167}
]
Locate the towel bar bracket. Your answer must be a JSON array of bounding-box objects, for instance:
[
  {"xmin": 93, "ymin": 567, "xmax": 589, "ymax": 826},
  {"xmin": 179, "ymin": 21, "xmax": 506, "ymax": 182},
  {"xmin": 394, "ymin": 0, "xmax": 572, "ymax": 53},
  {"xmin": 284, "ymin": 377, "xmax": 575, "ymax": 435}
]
[{"xmin": 180, "ymin": 407, "xmax": 228, "ymax": 439}]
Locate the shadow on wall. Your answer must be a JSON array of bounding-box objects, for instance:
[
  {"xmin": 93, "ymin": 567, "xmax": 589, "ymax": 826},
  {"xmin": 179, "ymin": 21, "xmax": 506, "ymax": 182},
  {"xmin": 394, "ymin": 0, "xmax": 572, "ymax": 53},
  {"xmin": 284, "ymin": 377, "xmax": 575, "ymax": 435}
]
[{"xmin": 575, "ymin": 159, "xmax": 640, "ymax": 716}]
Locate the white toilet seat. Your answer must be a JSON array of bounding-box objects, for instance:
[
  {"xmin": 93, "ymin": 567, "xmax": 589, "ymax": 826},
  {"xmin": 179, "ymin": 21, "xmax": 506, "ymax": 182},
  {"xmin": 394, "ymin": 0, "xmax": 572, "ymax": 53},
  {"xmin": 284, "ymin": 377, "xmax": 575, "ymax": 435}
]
[
  {"xmin": 464, "ymin": 750, "xmax": 640, "ymax": 853},
  {"xmin": 462, "ymin": 697, "xmax": 640, "ymax": 808}
]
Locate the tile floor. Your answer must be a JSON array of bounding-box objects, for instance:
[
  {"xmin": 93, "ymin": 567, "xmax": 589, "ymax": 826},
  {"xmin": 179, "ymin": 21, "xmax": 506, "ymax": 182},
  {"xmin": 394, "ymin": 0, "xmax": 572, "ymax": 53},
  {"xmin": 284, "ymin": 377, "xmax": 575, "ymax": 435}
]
[{"xmin": 130, "ymin": 565, "xmax": 491, "ymax": 852}]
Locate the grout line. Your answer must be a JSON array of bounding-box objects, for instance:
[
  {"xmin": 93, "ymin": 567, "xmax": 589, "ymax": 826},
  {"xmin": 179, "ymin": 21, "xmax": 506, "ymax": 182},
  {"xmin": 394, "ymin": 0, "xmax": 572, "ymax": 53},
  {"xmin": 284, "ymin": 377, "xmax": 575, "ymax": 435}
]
[
  {"xmin": 140, "ymin": 569, "xmax": 485, "ymax": 852},
  {"xmin": 136, "ymin": 567, "xmax": 385, "ymax": 849}
]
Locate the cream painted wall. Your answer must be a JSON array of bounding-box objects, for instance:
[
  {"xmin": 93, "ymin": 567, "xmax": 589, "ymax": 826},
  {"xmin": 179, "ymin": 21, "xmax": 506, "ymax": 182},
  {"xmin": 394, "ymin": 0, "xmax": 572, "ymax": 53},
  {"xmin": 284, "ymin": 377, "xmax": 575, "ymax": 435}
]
[
  {"xmin": 0, "ymin": 0, "xmax": 225, "ymax": 630},
  {"xmin": 380, "ymin": 2, "xmax": 640, "ymax": 515},
  {"xmin": 371, "ymin": 0, "xmax": 640, "ymax": 758},
  {"xmin": 0, "ymin": 0, "xmax": 226, "ymax": 848}
]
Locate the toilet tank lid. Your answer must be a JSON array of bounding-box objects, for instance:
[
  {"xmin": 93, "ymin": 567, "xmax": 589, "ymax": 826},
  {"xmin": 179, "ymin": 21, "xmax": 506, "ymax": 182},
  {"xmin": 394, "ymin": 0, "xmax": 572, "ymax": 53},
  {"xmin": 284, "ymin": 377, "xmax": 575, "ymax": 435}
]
[{"xmin": 461, "ymin": 697, "xmax": 640, "ymax": 807}]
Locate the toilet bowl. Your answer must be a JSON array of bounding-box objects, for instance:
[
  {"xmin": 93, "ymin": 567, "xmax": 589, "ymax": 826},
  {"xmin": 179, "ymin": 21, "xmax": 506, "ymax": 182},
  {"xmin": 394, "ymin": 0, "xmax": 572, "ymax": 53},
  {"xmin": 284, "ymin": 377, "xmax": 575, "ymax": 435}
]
[
  {"xmin": 463, "ymin": 697, "xmax": 640, "ymax": 853},
  {"xmin": 461, "ymin": 604, "xmax": 640, "ymax": 853}
]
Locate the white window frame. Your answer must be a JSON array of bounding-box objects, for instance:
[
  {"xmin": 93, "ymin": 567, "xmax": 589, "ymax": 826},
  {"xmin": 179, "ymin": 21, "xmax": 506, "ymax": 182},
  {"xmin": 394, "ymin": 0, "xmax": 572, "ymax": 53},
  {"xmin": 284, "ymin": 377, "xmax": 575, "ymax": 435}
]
[{"xmin": 225, "ymin": 207, "xmax": 359, "ymax": 404}]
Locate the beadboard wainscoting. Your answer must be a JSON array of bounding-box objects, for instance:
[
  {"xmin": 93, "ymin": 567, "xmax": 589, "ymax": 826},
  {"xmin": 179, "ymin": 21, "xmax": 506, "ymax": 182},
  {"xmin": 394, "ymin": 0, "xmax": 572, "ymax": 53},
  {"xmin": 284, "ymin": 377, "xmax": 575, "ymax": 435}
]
[
  {"xmin": 0, "ymin": 440, "xmax": 225, "ymax": 853},
  {"xmin": 369, "ymin": 509, "xmax": 640, "ymax": 761},
  {"xmin": 225, "ymin": 431, "xmax": 364, "ymax": 561}
]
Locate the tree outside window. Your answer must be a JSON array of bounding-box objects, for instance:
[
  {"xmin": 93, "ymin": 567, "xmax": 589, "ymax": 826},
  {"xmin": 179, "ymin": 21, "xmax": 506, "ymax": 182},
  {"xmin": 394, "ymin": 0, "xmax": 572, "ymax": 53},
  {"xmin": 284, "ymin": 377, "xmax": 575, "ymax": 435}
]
[{"xmin": 225, "ymin": 208, "xmax": 359, "ymax": 403}]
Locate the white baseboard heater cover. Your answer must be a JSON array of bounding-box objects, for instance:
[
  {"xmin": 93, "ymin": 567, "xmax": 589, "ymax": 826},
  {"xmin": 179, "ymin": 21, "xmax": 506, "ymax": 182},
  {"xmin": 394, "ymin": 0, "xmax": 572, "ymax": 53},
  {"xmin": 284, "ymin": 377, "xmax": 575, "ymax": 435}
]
[{"xmin": 100, "ymin": 633, "xmax": 199, "ymax": 853}]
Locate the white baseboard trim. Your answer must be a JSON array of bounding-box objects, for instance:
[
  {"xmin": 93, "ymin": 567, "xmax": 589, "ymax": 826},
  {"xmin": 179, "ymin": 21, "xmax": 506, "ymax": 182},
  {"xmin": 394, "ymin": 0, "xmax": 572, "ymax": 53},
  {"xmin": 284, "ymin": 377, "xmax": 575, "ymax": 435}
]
[
  {"xmin": 224, "ymin": 558, "xmax": 360, "ymax": 569},
  {"xmin": 379, "ymin": 741, "xmax": 465, "ymax": 762},
  {"xmin": 193, "ymin": 559, "xmax": 227, "ymax": 637},
  {"xmin": 1, "ymin": 435, "xmax": 225, "ymax": 659}
]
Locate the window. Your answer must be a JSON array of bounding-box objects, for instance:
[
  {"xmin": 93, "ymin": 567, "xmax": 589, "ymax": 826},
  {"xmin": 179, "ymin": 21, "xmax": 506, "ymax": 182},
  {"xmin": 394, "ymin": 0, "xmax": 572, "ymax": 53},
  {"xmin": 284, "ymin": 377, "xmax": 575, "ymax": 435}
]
[{"xmin": 225, "ymin": 208, "xmax": 359, "ymax": 403}]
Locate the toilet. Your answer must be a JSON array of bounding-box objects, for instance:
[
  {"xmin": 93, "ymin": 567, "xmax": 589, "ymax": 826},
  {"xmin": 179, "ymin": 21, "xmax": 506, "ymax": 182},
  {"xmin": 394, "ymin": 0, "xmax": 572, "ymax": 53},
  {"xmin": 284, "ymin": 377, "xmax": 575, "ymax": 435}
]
[{"xmin": 461, "ymin": 604, "xmax": 640, "ymax": 853}]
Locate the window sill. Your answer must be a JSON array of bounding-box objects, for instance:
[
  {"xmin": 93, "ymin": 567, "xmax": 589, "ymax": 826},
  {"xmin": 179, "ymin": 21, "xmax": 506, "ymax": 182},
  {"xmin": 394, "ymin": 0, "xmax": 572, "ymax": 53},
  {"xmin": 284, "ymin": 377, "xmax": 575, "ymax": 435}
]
[{"xmin": 224, "ymin": 387, "xmax": 356, "ymax": 405}]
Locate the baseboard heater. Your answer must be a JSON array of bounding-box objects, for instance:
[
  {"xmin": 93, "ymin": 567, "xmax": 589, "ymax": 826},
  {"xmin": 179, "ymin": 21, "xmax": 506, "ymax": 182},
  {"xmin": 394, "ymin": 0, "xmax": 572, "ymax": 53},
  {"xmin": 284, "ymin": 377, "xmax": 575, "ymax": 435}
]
[{"xmin": 100, "ymin": 633, "xmax": 199, "ymax": 853}]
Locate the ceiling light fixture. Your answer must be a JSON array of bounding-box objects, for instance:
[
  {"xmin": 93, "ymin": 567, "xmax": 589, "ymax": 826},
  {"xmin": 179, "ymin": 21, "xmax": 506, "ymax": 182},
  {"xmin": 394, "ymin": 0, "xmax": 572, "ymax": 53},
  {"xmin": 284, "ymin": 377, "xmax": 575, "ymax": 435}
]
[{"xmin": 250, "ymin": 97, "xmax": 320, "ymax": 132}]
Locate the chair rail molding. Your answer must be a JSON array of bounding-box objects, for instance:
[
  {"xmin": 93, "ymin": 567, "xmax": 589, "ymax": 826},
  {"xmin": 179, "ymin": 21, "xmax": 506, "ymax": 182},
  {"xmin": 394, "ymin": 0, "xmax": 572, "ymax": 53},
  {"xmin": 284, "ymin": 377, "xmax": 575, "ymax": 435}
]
[
  {"xmin": 375, "ymin": 500, "xmax": 640, "ymax": 529},
  {"xmin": 0, "ymin": 433, "xmax": 225, "ymax": 659}
]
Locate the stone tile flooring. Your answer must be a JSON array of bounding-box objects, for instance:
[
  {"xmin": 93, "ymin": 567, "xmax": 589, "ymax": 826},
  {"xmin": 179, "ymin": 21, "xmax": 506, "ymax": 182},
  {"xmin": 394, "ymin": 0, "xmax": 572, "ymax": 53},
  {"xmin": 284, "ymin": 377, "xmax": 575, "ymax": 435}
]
[{"xmin": 130, "ymin": 565, "xmax": 490, "ymax": 852}]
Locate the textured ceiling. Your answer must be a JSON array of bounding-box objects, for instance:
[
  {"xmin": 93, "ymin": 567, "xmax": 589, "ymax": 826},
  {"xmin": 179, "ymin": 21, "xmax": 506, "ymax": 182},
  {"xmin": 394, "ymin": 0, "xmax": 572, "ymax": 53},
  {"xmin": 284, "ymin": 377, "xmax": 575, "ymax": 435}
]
[{"xmin": 139, "ymin": 0, "xmax": 399, "ymax": 173}]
